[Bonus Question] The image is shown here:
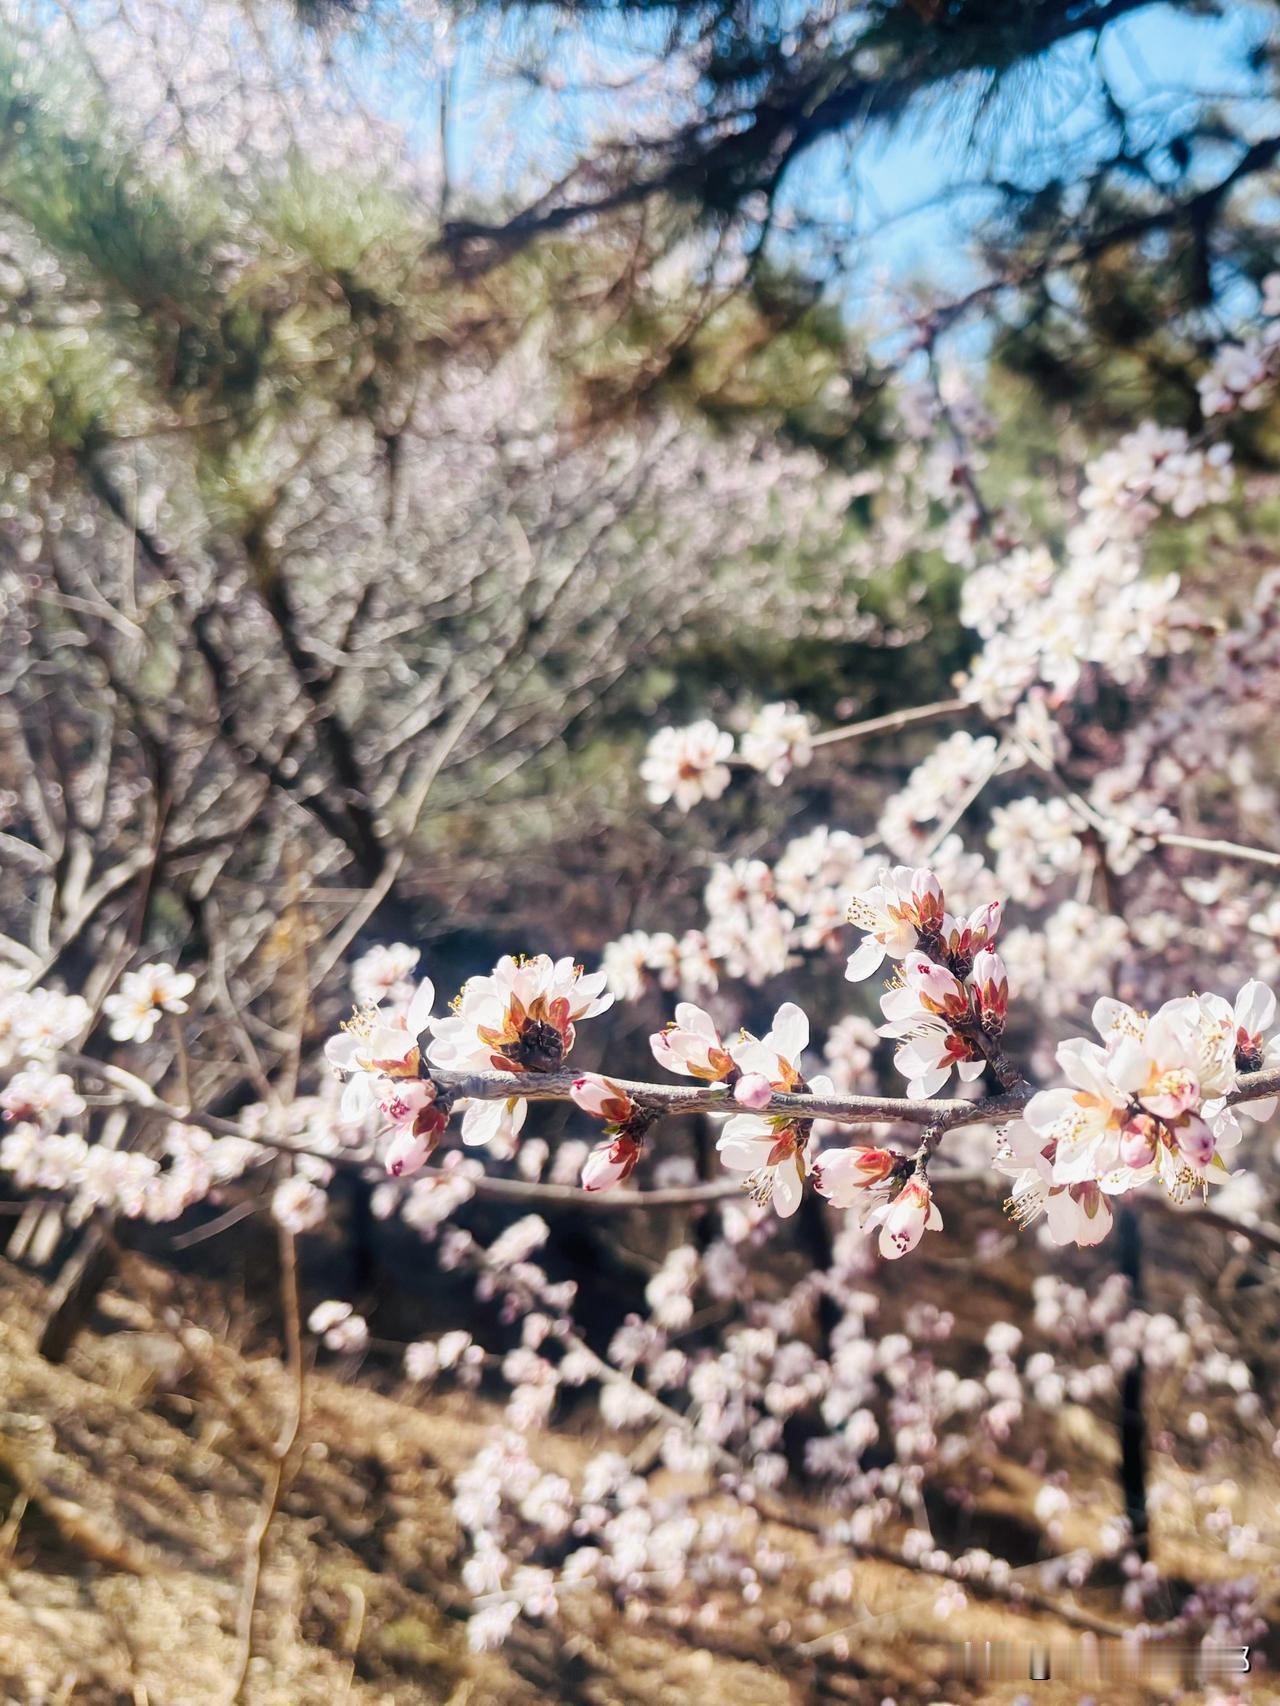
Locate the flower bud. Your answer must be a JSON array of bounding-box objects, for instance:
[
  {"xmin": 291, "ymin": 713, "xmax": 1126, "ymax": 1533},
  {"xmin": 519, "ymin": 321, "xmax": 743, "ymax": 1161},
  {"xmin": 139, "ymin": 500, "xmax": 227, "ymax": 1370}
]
[
  {"xmin": 1119, "ymin": 1114, "xmax": 1159, "ymax": 1170},
  {"xmin": 570, "ymin": 1073, "xmax": 635, "ymax": 1123},
  {"xmin": 1173, "ymin": 1112, "xmax": 1215, "ymax": 1170},
  {"xmin": 867, "ymin": 1176, "xmax": 942, "ymax": 1259},
  {"xmin": 581, "ymin": 1134, "xmax": 641, "ymax": 1192},
  {"xmin": 908, "ymin": 868, "xmax": 946, "ymax": 933},
  {"xmin": 971, "ymin": 949, "xmax": 1009, "ymax": 1033},
  {"xmin": 733, "ymin": 1072, "xmax": 773, "ymax": 1110},
  {"xmin": 967, "ymin": 899, "xmax": 1002, "ymax": 950},
  {"xmin": 385, "ymin": 1128, "xmax": 436, "ymax": 1178},
  {"xmin": 903, "ymin": 952, "xmax": 970, "ymax": 1021}
]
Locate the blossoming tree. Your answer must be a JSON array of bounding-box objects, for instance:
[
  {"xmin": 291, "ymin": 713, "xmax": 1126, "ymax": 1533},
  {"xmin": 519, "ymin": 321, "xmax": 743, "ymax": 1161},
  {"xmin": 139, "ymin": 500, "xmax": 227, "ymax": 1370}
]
[{"xmin": 3, "ymin": 0, "xmax": 1280, "ymax": 1688}]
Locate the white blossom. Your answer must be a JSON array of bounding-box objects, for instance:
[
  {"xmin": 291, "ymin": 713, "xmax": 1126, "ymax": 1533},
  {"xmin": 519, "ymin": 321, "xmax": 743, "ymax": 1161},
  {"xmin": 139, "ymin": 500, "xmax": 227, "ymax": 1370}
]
[
  {"xmin": 639, "ymin": 720, "xmax": 734, "ymax": 811},
  {"xmin": 103, "ymin": 963, "xmax": 195, "ymax": 1042},
  {"xmin": 738, "ymin": 702, "xmax": 814, "ymax": 784}
]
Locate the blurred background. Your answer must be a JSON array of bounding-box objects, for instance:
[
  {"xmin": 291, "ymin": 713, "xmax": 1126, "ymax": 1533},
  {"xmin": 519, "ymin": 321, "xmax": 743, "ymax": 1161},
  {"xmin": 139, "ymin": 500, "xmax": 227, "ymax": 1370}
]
[{"xmin": 1, "ymin": 1, "xmax": 1280, "ymax": 1701}]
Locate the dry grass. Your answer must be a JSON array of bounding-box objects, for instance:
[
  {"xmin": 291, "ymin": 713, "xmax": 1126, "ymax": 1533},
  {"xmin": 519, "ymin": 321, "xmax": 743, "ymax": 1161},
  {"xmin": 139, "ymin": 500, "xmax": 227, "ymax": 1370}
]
[{"xmin": 0, "ymin": 1243, "xmax": 1273, "ymax": 1706}]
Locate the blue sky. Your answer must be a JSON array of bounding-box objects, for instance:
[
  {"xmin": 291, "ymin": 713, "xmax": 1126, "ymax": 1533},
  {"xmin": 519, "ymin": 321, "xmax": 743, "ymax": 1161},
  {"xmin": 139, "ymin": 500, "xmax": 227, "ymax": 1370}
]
[
  {"xmin": 351, "ymin": 0, "xmax": 1279, "ymax": 317},
  {"xmin": 779, "ymin": 2, "xmax": 1279, "ymax": 306}
]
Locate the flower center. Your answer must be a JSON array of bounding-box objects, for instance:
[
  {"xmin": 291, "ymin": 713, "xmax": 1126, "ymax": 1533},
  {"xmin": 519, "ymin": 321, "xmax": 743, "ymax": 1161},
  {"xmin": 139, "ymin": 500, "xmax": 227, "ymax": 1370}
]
[{"xmin": 506, "ymin": 1017, "xmax": 567, "ymax": 1072}]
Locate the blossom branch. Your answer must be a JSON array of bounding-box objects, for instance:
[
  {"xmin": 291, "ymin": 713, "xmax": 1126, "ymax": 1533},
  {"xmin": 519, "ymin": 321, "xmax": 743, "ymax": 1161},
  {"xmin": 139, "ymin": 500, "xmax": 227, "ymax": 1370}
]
[
  {"xmin": 1012, "ymin": 726, "xmax": 1280, "ymax": 873},
  {"xmin": 1141, "ymin": 830, "xmax": 1280, "ymax": 872},
  {"xmin": 42, "ymin": 927, "xmax": 1280, "ymax": 1259},
  {"xmin": 807, "ymin": 697, "xmax": 971, "ymax": 751},
  {"xmin": 426, "ymin": 1066, "xmax": 1024, "ymax": 1131},
  {"xmin": 64, "ymin": 1039, "xmax": 1280, "ymax": 1222}
]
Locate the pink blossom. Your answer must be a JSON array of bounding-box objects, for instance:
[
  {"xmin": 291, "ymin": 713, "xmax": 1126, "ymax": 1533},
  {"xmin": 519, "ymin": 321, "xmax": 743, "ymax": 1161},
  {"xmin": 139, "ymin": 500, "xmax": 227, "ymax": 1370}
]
[
  {"xmin": 640, "ymin": 720, "xmax": 734, "ymax": 811},
  {"xmin": 1109, "ymin": 1011, "xmax": 1200, "ymax": 1120},
  {"xmin": 581, "ymin": 1134, "xmax": 642, "ymax": 1192},
  {"xmin": 733, "ymin": 1072, "xmax": 773, "ymax": 1109},
  {"xmin": 845, "ymin": 866, "xmax": 946, "ymax": 981},
  {"xmin": 103, "ymin": 963, "xmax": 196, "ymax": 1043},
  {"xmin": 428, "ymin": 955, "xmax": 611, "ymax": 1076},
  {"xmin": 864, "ymin": 1177, "xmax": 942, "ymax": 1259},
  {"xmin": 377, "ymin": 1078, "xmax": 438, "ymax": 1128},
  {"xmin": 717, "ymin": 1121, "xmax": 807, "ymax": 1217},
  {"xmin": 650, "ymin": 1003, "xmax": 734, "ymax": 1082},
  {"xmin": 1044, "ymin": 1181, "xmax": 1114, "ymax": 1248},
  {"xmin": 570, "ymin": 1074, "xmax": 635, "ymax": 1123},
  {"xmin": 812, "ymin": 1145, "xmax": 897, "ymax": 1207},
  {"xmin": 325, "ymin": 975, "xmax": 437, "ymax": 1101},
  {"xmin": 728, "ymin": 1000, "xmax": 811, "ymax": 1090},
  {"xmin": 385, "ymin": 1128, "xmax": 437, "ymax": 1179}
]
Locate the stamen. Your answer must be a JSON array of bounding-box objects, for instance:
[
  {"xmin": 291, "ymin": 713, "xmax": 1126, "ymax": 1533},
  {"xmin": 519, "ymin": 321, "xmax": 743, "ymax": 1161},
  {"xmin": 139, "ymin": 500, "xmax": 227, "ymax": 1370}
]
[
  {"xmin": 1003, "ymin": 1181, "xmax": 1046, "ymax": 1229},
  {"xmin": 341, "ymin": 1002, "xmax": 379, "ymax": 1040},
  {"xmin": 744, "ymin": 1167, "xmax": 774, "ymax": 1207}
]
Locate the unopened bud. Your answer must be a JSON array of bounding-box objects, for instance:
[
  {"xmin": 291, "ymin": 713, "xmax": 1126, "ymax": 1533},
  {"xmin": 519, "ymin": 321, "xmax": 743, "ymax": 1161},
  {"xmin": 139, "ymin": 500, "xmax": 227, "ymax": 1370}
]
[{"xmin": 733, "ymin": 1072, "xmax": 773, "ymax": 1110}]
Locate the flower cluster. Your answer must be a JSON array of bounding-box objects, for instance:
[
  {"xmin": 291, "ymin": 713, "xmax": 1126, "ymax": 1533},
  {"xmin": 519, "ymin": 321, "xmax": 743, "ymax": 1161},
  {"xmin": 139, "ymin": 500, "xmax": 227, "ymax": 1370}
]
[
  {"xmin": 600, "ymin": 827, "xmax": 893, "ymax": 997},
  {"xmin": 643, "ymin": 999, "xmax": 836, "ymax": 1217},
  {"xmin": 0, "ymin": 978, "xmax": 90, "ymax": 1071},
  {"xmin": 324, "ymin": 972, "xmax": 443, "ymax": 1169},
  {"xmin": 570, "ymin": 1073, "xmax": 652, "ymax": 1191},
  {"xmin": 602, "ymin": 928, "xmax": 717, "ymax": 1001},
  {"xmin": 986, "ymin": 796, "xmax": 1084, "ymax": 901},
  {"xmin": 326, "ymin": 951, "xmax": 613, "ymax": 1165},
  {"xmin": 845, "ymin": 865, "xmax": 1005, "ymax": 1085},
  {"xmin": 1077, "ymin": 423, "xmax": 1233, "ymax": 540},
  {"xmin": 308, "ymin": 1299, "xmax": 370, "ymax": 1354},
  {"xmin": 0, "ymin": 1077, "xmax": 263, "ymax": 1229},
  {"xmin": 702, "ymin": 858, "xmax": 795, "ymax": 985},
  {"xmin": 642, "ymin": 991, "xmax": 945, "ymax": 1257},
  {"xmin": 960, "ymin": 539, "xmax": 1187, "ymax": 718},
  {"xmin": 432, "ymin": 1174, "xmax": 1272, "ymax": 1658},
  {"xmin": 876, "ymin": 730, "xmax": 1004, "ymax": 860},
  {"xmin": 1197, "ymin": 339, "xmax": 1277, "ymax": 417},
  {"xmin": 714, "ymin": 1003, "xmax": 834, "ymax": 1217},
  {"xmin": 999, "ymin": 981, "xmax": 1277, "ymax": 1246},
  {"xmin": 737, "ymin": 702, "xmax": 814, "ymax": 784},
  {"xmin": 640, "ymin": 702, "xmax": 814, "ymax": 812},
  {"xmin": 427, "ymin": 953, "xmax": 613, "ymax": 1151}
]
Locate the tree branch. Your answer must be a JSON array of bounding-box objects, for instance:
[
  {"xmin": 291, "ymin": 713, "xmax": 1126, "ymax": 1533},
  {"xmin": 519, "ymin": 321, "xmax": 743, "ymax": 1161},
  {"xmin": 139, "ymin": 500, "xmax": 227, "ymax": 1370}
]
[
  {"xmin": 428, "ymin": 1067, "xmax": 1027, "ymax": 1130},
  {"xmin": 808, "ymin": 697, "xmax": 971, "ymax": 751}
]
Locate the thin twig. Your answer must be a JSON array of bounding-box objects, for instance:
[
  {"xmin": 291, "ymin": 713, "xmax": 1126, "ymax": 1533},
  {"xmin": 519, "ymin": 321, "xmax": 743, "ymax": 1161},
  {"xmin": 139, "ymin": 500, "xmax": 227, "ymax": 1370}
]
[
  {"xmin": 809, "ymin": 698, "xmax": 970, "ymax": 751},
  {"xmin": 1011, "ymin": 728, "xmax": 1280, "ymax": 871},
  {"xmin": 1142, "ymin": 830, "xmax": 1280, "ymax": 872},
  {"xmin": 167, "ymin": 1012, "xmax": 192, "ymax": 1116},
  {"xmin": 226, "ymin": 1225, "xmax": 305, "ymax": 1706}
]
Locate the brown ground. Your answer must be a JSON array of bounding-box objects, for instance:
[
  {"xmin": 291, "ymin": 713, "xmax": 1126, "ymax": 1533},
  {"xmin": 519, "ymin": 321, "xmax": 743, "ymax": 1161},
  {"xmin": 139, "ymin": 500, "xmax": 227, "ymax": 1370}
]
[{"xmin": 0, "ymin": 1242, "xmax": 1273, "ymax": 1706}]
